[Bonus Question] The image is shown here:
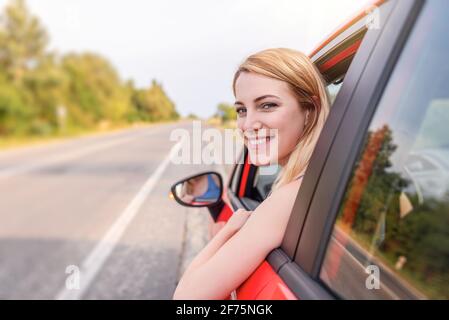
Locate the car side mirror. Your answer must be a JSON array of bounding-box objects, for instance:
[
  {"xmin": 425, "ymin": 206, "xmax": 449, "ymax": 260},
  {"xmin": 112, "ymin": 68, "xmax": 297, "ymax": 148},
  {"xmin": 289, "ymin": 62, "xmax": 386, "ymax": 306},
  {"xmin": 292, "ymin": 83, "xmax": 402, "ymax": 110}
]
[{"xmin": 170, "ymin": 172, "xmax": 223, "ymax": 207}]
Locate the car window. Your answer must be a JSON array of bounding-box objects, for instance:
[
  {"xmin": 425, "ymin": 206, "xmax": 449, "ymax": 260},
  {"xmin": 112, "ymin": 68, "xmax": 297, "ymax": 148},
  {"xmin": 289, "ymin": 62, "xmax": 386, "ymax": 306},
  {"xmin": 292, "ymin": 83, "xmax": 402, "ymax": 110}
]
[
  {"xmin": 253, "ymin": 164, "xmax": 282, "ymax": 199},
  {"xmin": 327, "ymin": 78, "xmax": 344, "ymax": 105},
  {"xmin": 320, "ymin": 0, "xmax": 449, "ymax": 300}
]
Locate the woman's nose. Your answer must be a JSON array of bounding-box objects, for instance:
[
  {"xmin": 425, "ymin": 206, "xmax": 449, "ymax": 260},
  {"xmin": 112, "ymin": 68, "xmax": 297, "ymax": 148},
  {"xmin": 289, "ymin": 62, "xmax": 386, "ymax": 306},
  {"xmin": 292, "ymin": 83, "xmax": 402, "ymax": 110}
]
[{"xmin": 242, "ymin": 111, "xmax": 263, "ymax": 131}]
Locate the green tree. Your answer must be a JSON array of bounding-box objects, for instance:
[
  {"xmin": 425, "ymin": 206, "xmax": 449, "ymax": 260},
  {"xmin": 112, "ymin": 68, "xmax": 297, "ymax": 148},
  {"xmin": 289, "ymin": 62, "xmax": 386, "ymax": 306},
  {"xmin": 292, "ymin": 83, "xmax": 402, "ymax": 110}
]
[
  {"xmin": 131, "ymin": 80, "xmax": 179, "ymax": 122},
  {"xmin": 22, "ymin": 53, "xmax": 69, "ymax": 134},
  {"xmin": 61, "ymin": 53, "xmax": 132, "ymax": 126},
  {"xmin": 0, "ymin": 0, "xmax": 50, "ymax": 135},
  {"xmin": 0, "ymin": 0, "xmax": 180, "ymax": 138},
  {"xmin": 0, "ymin": 72, "xmax": 30, "ymax": 135},
  {"xmin": 216, "ymin": 103, "xmax": 236, "ymax": 123},
  {"xmin": 0, "ymin": 0, "xmax": 48, "ymax": 83}
]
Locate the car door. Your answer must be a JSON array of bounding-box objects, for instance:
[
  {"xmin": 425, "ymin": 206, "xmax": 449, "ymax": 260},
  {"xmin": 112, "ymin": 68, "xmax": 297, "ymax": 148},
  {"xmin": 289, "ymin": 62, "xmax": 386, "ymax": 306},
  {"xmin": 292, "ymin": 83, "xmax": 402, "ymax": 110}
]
[
  {"xmin": 275, "ymin": 0, "xmax": 449, "ymax": 300},
  {"xmin": 230, "ymin": 0, "xmax": 431, "ymax": 299},
  {"xmin": 298, "ymin": 0, "xmax": 449, "ymax": 299}
]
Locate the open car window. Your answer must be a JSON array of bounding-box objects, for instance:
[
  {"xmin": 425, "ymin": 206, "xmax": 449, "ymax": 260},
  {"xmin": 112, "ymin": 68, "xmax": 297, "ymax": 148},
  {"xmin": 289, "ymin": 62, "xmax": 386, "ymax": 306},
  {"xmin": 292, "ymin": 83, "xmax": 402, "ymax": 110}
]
[{"xmin": 253, "ymin": 164, "xmax": 282, "ymax": 200}]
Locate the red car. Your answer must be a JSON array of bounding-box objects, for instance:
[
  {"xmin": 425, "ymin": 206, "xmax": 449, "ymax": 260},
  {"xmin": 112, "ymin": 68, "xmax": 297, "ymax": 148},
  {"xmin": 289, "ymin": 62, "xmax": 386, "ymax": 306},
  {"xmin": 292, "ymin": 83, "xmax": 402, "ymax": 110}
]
[{"xmin": 171, "ymin": 0, "xmax": 449, "ymax": 299}]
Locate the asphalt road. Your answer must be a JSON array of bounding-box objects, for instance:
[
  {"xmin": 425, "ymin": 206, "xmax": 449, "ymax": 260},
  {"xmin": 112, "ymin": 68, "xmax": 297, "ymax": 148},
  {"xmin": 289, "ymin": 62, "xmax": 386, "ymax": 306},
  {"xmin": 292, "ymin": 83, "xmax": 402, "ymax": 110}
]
[{"xmin": 0, "ymin": 121, "xmax": 228, "ymax": 299}]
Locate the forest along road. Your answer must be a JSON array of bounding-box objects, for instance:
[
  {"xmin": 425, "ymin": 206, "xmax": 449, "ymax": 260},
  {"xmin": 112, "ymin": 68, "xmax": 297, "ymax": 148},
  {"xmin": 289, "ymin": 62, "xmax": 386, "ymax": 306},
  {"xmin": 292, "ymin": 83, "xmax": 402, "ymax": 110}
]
[{"xmin": 0, "ymin": 121, "xmax": 231, "ymax": 299}]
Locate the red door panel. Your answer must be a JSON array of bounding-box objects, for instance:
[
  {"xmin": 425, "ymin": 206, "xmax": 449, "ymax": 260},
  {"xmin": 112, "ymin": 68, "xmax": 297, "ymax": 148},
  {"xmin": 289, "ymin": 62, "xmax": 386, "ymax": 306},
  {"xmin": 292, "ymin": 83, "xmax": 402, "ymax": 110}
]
[
  {"xmin": 235, "ymin": 261, "xmax": 274, "ymax": 299},
  {"xmin": 217, "ymin": 203, "xmax": 233, "ymax": 222},
  {"xmin": 236, "ymin": 261, "xmax": 297, "ymax": 300},
  {"xmin": 239, "ymin": 154, "xmax": 251, "ymax": 197},
  {"xmin": 255, "ymin": 276, "xmax": 297, "ymax": 300}
]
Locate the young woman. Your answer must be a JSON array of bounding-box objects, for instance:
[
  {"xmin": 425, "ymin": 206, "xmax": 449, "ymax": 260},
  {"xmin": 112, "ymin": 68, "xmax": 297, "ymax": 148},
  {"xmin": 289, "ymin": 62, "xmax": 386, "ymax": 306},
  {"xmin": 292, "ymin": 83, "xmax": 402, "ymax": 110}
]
[{"xmin": 173, "ymin": 48, "xmax": 330, "ymax": 299}]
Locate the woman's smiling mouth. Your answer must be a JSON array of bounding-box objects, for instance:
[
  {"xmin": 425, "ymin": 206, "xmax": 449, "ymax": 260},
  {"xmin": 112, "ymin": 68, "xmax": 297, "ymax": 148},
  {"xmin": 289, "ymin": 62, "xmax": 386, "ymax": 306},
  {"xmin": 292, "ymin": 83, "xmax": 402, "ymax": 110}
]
[{"xmin": 246, "ymin": 135, "xmax": 274, "ymax": 150}]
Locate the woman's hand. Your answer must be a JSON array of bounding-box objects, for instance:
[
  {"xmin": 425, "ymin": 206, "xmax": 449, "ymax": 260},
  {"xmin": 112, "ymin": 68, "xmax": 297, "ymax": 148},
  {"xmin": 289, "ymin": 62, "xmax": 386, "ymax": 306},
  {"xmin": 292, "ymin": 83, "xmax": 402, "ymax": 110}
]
[{"xmin": 225, "ymin": 209, "xmax": 252, "ymax": 233}]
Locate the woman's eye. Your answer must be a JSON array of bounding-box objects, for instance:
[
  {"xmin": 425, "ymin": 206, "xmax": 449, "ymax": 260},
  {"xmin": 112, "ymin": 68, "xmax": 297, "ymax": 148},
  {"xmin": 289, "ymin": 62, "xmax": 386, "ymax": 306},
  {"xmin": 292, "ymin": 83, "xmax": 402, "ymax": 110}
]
[
  {"xmin": 260, "ymin": 103, "xmax": 277, "ymax": 110},
  {"xmin": 236, "ymin": 107, "xmax": 247, "ymax": 117}
]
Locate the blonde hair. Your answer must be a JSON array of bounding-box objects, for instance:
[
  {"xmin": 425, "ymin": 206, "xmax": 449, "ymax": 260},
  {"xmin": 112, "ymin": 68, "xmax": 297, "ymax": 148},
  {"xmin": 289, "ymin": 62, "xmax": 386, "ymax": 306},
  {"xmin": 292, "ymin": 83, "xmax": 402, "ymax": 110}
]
[{"xmin": 233, "ymin": 48, "xmax": 330, "ymax": 191}]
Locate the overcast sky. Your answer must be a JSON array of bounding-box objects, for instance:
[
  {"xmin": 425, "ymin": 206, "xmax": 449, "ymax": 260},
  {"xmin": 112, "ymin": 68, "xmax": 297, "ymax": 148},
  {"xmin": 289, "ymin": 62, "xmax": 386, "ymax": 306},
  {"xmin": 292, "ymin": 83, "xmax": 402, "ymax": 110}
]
[{"xmin": 4, "ymin": 0, "xmax": 370, "ymax": 117}]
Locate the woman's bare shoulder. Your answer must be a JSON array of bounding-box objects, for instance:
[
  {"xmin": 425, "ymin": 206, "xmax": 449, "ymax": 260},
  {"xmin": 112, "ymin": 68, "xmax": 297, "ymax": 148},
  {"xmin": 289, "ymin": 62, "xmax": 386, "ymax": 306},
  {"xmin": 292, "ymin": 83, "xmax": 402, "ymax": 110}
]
[
  {"xmin": 270, "ymin": 178, "xmax": 302, "ymax": 198},
  {"xmin": 266, "ymin": 179, "xmax": 302, "ymax": 213}
]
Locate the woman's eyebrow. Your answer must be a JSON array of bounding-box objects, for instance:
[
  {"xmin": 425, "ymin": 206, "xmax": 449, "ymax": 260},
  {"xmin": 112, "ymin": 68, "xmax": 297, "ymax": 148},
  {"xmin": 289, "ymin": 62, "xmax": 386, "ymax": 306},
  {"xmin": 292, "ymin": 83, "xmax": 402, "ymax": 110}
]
[
  {"xmin": 234, "ymin": 95, "xmax": 280, "ymax": 106},
  {"xmin": 254, "ymin": 94, "xmax": 280, "ymax": 102}
]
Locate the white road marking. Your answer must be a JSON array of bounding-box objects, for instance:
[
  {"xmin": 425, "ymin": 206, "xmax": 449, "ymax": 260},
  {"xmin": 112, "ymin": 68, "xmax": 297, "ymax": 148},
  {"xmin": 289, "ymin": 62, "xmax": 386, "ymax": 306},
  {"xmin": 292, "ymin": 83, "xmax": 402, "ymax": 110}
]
[{"xmin": 55, "ymin": 139, "xmax": 184, "ymax": 300}]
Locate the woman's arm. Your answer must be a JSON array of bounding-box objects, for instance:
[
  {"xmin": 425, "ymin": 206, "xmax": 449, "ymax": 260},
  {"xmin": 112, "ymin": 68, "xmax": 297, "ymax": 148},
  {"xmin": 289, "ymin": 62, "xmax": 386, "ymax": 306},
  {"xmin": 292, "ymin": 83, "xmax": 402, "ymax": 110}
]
[
  {"xmin": 209, "ymin": 221, "xmax": 226, "ymax": 239},
  {"xmin": 173, "ymin": 179, "xmax": 301, "ymax": 300},
  {"xmin": 174, "ymin": 210, "xmax": 251, "ymax": 298},
  {"xmin": 183, "ymin": 210, "xmax": 247, "ymax": 272}
]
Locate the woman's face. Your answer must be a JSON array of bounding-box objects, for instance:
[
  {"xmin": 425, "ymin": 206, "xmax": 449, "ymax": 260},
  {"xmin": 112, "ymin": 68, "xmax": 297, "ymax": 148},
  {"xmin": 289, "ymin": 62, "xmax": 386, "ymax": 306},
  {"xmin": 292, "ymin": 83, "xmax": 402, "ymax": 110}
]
[{"xmin": 234, "ymin": 72, "xmax": 307, "ymax": 166}]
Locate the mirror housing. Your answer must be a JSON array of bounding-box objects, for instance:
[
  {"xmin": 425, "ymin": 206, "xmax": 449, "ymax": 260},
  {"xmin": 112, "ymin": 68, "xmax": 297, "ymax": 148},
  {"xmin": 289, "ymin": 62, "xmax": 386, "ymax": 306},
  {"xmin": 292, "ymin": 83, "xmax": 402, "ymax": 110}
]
[{"xmin": 170, "ymin": 171, "xmax": 223, "ymax": 208}]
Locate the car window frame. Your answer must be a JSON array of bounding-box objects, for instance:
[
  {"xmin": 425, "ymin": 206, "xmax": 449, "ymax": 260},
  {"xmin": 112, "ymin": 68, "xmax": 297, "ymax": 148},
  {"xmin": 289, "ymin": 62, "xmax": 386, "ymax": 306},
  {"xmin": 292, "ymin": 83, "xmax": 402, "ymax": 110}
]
[
  {"xmin": 282, "ymin": 0, "xmax": 399, "ymax": 260},
  {"xmin": 280, "ymin": 0, "xmax": 425, "ymax": 299},
  {"xmin": 318, "ymin": 0, "xmax": 449, "ymax": 299}
]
